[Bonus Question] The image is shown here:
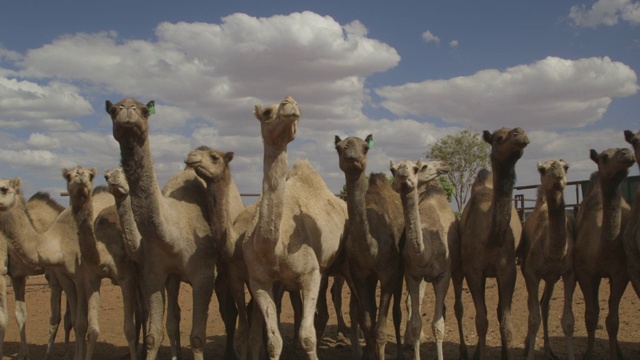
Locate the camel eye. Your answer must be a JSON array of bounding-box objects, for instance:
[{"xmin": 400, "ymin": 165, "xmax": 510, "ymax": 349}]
[
  {"xmin": 131, "ymin": 105, "xmax": 136, "ymax": 109},
  {"xmin": 0, "ymin": 186, "xmax": 7, "ymax": 194},
  {"xmin": 119, "ymin": 105, "xmax": 125, "ymax": 109}
]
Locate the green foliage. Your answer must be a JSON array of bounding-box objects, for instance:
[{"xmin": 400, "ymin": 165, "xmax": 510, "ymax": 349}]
[
  {"xmin": 425, "ymin": 128, "xmax": 490, "ymax": 210},
  {"xmin": 438, "ymin": 175, "xmax": 455, "ymax": 203}
]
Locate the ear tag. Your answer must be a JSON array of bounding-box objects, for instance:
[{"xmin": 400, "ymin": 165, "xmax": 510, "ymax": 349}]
[
  {"xmin": 148, "ymin": 104, "xmax": 156, "ymax": 115},
  {"xmin": 368, "ymin": 138, "xmax": 374, "ymax": 149}
]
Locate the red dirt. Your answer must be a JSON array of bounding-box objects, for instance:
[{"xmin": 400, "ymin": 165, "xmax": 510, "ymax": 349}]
[{"xmin": 1, "ymin": 271, "xmax": 639, "ymax": 359}]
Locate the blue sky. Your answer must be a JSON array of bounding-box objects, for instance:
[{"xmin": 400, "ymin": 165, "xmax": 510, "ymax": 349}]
[{"xmin": 0, "ymin": 0, "xmax": 638, "ymax": 209}]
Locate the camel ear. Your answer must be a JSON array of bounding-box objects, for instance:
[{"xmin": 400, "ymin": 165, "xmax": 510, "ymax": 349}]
[
  {"xmin": 536, "ymin": 161, "xmax": 545, "ymax": 174},
  {"xmin": 589, "ymin": 149, "xmax": 599, "ymax": 163},
  {"xmin": 62, "ymin": 168, "xmax": 71, "ymax": 182},
  {"xmin": 224, "ymin": 152, "xmax": 234, "ymax": 164},
  {"xmin": 105, "ymin": 100, "xmax": 114, "ymax": 114},
  {"xmin": 364, "ymin": 134, "xmax": 373, "ymax": 145},
  {"xmin": 104, "ymin": 169, "xmax": 111, "ymax": 181},
  {"xmin": 416, "ymin": 159, "xmax": 425, "ymax": 169},
  {"xmin": 624, "ymin": 130, "xmax": 635, "ymax": 144},
  {"xmin": 560, "ymin": 159, "xmax": 569, "ymax": 171},
  {"xmin": 89, "ymin": 168, "xmax": 97, "ymax": 181},
  {"xmin": 389, "ymin": 160, "xmax": 397, "ymax": 175},
  {"xmin": 482, "ymin": 130, "xmax": 493, "ymax": 144},
  {"xmin": 10, "ymin": 178, "xmax": 21, "ymax": 191},
  {"xmin": 334, "ymin": 135, "xmax": 342, "ymax": 146},
  {"xmin": 254, "ymin": 104, "xmax": 264, "ymax": 122},
  {"xmin": 145, "ymin": 101, "xmax": 155, "ymax": 116}
]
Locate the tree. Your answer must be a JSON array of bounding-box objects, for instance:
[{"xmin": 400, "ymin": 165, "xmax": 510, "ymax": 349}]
[
  {"xmin": 425, "ymin": 128, "xmax": 490, "ymax": 211},
  {"xmin": 438, "ymin": 175, "xmax": 455, "ymax": 203}
]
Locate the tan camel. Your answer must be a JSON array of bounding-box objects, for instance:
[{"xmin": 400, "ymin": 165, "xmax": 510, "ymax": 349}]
[
  {"xmin": 0, "ymin": 191, "xmax": 72, "ymax": 360},
  {"xmin": 623, "ymin": 130, "xmax": 640, "ymax": 300},
  {"xmin": 335, "ymin": 134, "xmax": 404, "ymax": 360},
  {"xmin": 519, "ymin": 159, "xmax": 576, "ymax": 360},
  {"xmin": 65, "ymin": 165, "xmax": 146, "ymax": 360},
  {"xmin": 459, "ymin": 127, "xmax": 529, "ymax": 360},
  {"xmin": 104, "ymin": 167, "xmax": 183, "ymax": 360},
  {"xmin": 390, "ymin": 159, "xmax": 453, "ymax": 360},
  {"xmin": 575, "ymin": 148, "xmax": 635, "ymax": 359},
  {"xmin": 183, "ymin": 146, "xmax": 252, "ymax": 359},
  {"xmin": 0, "ymin": 172, "xmax": 115, "ymax": 360},
  {"xmin": 106, "ymin": 97, "xmax": 216, "ymax": 360},
  {"xmin": 243, "ymin": 96, "xmax": 349, "ymax": 360}
]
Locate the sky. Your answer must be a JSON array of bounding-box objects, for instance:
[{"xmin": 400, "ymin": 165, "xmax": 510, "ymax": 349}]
[{"xmin": 0, "ymin": 0, "xmax": 639, "ymax": 210}]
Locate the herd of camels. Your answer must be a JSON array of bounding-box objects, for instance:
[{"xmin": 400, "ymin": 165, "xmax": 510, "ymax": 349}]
[{"xmin": 0, "ymin": 95, "xmax": 638, "ymax": 360}]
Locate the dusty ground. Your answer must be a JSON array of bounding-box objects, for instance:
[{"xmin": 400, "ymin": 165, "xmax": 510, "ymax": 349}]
[{"xmin": 1, "ymin": 270, "xmax": 639, "ymax": 359}]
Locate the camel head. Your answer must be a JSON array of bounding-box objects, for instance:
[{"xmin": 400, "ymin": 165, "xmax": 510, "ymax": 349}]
[
  {"xmin": 624, "ymin": 129, "xmax": 640, "ymax": 169},
  {"xmin": 537, "ymin": 159, "xmax": 568, "ymax": 192},
  {"xmin": 335, "ymin": 134, "xmax": 373, "ymax": 175},
  {"xmin": 590, "ymin": 148, "xmax": 635, "ymax": 184},
  {"xmin": 105, "ymin": 98, "xmax": 155, "ymax": 142},
  {"xmin": 390, "ymin": 159, "xmax": 426, "ymax": 193},
  {"xmin": 255, "ymin": 96, "xmax": 300, "ymax": 149},
  {"xmin": 104, "ymin": 168, "xmax": 129, "ymax": 200},
  {"xmin": 483, "ymin": 127, "xmax": 529, "ymax": 163},
  {"xmin": 0, "ymin": 178, "xmax": 22, "ymax": 211},
  {"xmin": 184, "ymin": 146, "xmax": 234, "ymax": 183},
  {"xmin": 63, "ymin": 166, "xmax": 97, "ymax": 207},
  {"xmin": 417, "ymin": 161, "xmax": 451, "ymax": 185}
]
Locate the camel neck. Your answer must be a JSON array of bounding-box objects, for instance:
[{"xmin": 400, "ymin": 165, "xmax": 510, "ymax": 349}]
[
  {"xmin": 0, "ymin": 198, "xmax": 63, "ymax": 268},
  {"xmin": 115, "ymin": 196, "xmax": 143, "ymax": 263},
  {"xmin": 543, "ymin": 188, "xmax": 568, "ymax": 260},
  {"xmin": 599, "ymin": 175, "xmax": 624, "ymax": 242},
  {"xmin": 488, "ymin": 157, "xmax": 517, "ymax": 247},
  {"xmin": 206, "ymin": 174, "xmax": 234, "ymax": 259},
  {"xmin": 255, "ymin": 145, "xmax": 288, "ymax": 252},
  {"xmin": 72, "ymin": 194, "xmax": 102, "ymax": 266},
  {"xmin": 345, "ymin": 172, "xmax": 376, "ymax": 250},
  {"xmin": 119, "ymin": 134, "xmax": 165, "ymax": 239},
  {"xmin": 399, "ymin": 187, "xmax": 428, "ymax": 257}
]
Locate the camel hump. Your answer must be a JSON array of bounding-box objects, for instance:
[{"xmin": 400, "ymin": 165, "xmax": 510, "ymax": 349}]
[
  {"xmin": 27, "ymin": 192, "xmax": 65, "ymax": 212},
  {"xmin": 287, "ymin": 159, "xmax": 324, "ymax": 186}
]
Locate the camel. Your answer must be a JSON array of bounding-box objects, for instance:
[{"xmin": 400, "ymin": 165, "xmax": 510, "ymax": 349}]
[
  {"xmin": 65, "ymin": 165, "xmax": 146, "ymax": 360},
  {"xmin": 390, "ymin": 159, "xmax": 453, "ymax": 360},
  {"xmin": 622, "ymin": 130, "xmax": 640, "ymax": 300},
  {"xmin": 106, "ymin": 97, "xmax": 216, "ymax": 360},
  {"xmin": 183, "ymin": 146, "xmax": 252, "ymax": 359},
  {"xmin": 0, "ymin": 191, "xmax": 72, "ymax": 360},
  {"xmin": 518, "ymin": 159, "xmax": 576, "ymax": 360},
  {"xmin": 0, "ymin": 171, "xmax": 118, "ymax": 360},
  {"xmin": 242, "ymin": 96, "xmax": 349, "ymax": 360},
  {"xmin": 459, "ymin": 127, "xmax": 529, "ymax": 360},
  {"xmin": 575, "ymin": 147, "xmax": 635, "ymax": 359},
  {"xmin": 335, "ymin": 134, "xmax": 404, "ymax": 360}
]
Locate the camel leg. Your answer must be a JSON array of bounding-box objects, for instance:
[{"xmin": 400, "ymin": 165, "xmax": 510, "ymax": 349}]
[
  {"xmin": 451, "ymin": 268, "xmax": 468, "ymax": 360},
  {"xmin": 44, "ymin": 273, "xmax": 63, "ymax": 360},
  {"xmin": 12, "ymin": 276, "xmax": 29, "ymax": 360},
  {"xmin": 215, "ymin": 271, "xmax": 238, "ymax": 360},
  {"xmin": 432, "ymin": 273, "xmax": 450, "ymax": 360},
  {"xmin": 465, "ymin": 271, "xmax": 487, "ymax": 360},
  {"xmin": 251, "ymin": 279, "xmax": 282, "ymax": 360},
  {"xmin": 540, "ymin": 280, "xmax": 560, "ymax": 360},
  {"xmin": 315, "ymin": 274, "xmax": 330, "ymax": 342},
  {"xmin": 229, "ymin": 273, "xmax": 250, "ymax": 360},
  {"xmin": 0, "ymin": 271, "xmax": 7, "ymax": 360},
  {"xmin": 352, "ymin": 275, "xmax": 377, "ymax": 359},
  {"xmin": 578, "ymin": 275, "xmax": 600, "ymax": 360},
  {"xmin": 57, "ymin": 275, "xmax": 77, "ymax": 360},
  {"xmin": 403, "ymin": 279, "xmax": 426, "ymax": 347},
  {"xmin": 331, "ymin": 275, "xmax": 349, "ymax": 338},
  {"xmin": 190, "ymin": 276, "xmax": 215, "ymax": 360},
  {"xmin": 134, "ymin": 269, "xmax": 148, "ymax": 360},
  {"xmin": 606, "ymin": 272, "xmax": 629, "ymax": 360},
  {"xmin": 496, "ymin": 268, "xmax": 516, "ymax": 360},
  {"xmin": 248, "ymin": 296, "xmax": 266, "ymax": 360},
  {"xmin": 522, "ymin": 270, "xmax": 541, "ymax": 360},
  {"xmin": 73, "ymin": 274, "xmax": 88, "ymax": 360},
  {"xmin": 84, "ymin": 276, "xmax": 102, "ymax": 360},
  {"xmin": 165, "ymin": 274, "xmax": 181, "ymax": 360},
  {"xmin": 348, "ymin": 291, "xmax": 362, "ymax": 358},
  {"xmin": 120, "ymin": 277, "xmax": 139, "ymax": 360},
  {"xmin": 375, "ymin": 280, "xmax": 397, "ymax": 360},
  {"xmin": 144, "ymin": 270, "xmax": 167, "ymax": 360},
  {"xmin": 392, "ymin": 274, "xmax": 404, "ymax": 360},
  {"xmin": 405, "ymin": 274, "xmax": 423, "ymax": 360},
  {"xmin": 561, "ymin": 272, "xmax": 576, "ymax": 360},
  {"xmin": 289, "ymin": 289, "xmax": 303, "ymax": 357},
  {"xmin": 298, "ymin": 270, "xmax": 322, "ymax": 360}
]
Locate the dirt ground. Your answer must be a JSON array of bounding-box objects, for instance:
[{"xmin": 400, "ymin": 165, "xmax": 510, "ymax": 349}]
[{"xmin": 1, "ymin": 270, "xmax": 639, "ymax": 359}]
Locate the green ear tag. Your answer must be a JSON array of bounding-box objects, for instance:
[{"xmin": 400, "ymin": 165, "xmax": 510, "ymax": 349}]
[
  {"xmin": 148, "ymin": 104, "xmax": 156, "ymax": 115},
  {"xmin": 368, "ymin": 138, "xmax": 374, "ymax": 149}
]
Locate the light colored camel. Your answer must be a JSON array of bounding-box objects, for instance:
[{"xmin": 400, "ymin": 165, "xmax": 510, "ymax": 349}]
[
  {"xmin": 518, "ymin": 159, "xmax": 576, "ymax": 360},
  {"xmin": 106, "ymin": 97, "xmax": 216, "ymax": 360},
  {"xmin": 65, "ymin": 166, "xmax": 146, "ymax": 360},
  {"xmin": 622, "ymin": 130, "xmax": 640, "ymax": 300},
  {"xmin": 243, "ymin": 96, "xmax": 349, "ymax": 360},
  {"xmin": 575, "ymin": 148, "xmax": 635, "ymax": 359},
  {"xmin": 335, "ymin": 134, "xmax": 404, "ymax": 360},
  {"xmin": 183, "ymin": 146, "xmax": 253, "ymax": 359},
  {"xmin": 0, "ymin": 191, "xmax": 72, "ymax": 360},
  {"xmin": 390, "ymin": 159, "xmax": 453, "ymax": 360},
  {"xmin": 459, "ymin": 127, "xmax": 529, "ymax": 360},
  {"xmin": 0, "ymin": 172, "xmax": 114, "ymax": 360}
]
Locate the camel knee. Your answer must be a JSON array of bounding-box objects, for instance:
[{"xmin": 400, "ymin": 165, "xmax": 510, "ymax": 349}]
[
  {"xmin": 605, "ymin": 313, "xmax": 620, "ymax": 335},
  {"xmin": 475, "ymin": 316, "xmax": 488, "ymax": 336},
  {"xmin": 561, "ymin": 311, "xmax": 575, "ymax": 336},
  {"xmin": 190, "ymin": 336, "xmax": 204, "ymax": 351},
  {"xmin": 87, "ymin": 325, "xmax": 99, "ymax": 344},
  {"xmin": 432, "ymin": 317, "xmax": 445, "ymax": 342},
  {"xmin": 145, "ymin": 334, "xmax": 157, "ymax": 350}
]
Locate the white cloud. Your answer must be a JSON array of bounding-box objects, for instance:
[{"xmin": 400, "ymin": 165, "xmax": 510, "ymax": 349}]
[
  {"xmin": 27, "ymin": 133, "xmax": 60, "ymax": 149},
  {"xmin": 422, "ymin": 30, "xmax": 440, "ymax": 44},
  {"xmin": 568, "ymin": 0, "xmax": 640, "ymax": 28},
  {"xmin": 376, "ymin": 56, "xmax": 638, "ymax": 130},
  {"xmin": 449, "ymin": 40, "xmax": 459, "ymax": 48}
]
